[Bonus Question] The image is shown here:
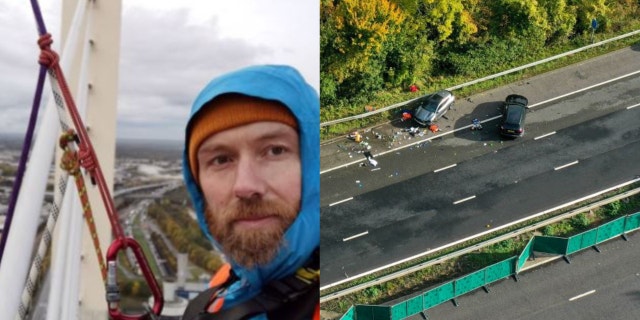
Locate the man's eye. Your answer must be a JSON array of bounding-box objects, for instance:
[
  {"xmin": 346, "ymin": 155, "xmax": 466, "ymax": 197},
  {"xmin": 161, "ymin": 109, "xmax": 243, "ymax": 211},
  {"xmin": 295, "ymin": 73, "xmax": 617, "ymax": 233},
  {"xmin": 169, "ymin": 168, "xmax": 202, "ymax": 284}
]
[
  {"xmin": 210, "ymin": 155, "xmax": 230, "ymax": 166},
  {"xmin": 269, "ymin": 146, "xmax": 286, "ymax": 156}
]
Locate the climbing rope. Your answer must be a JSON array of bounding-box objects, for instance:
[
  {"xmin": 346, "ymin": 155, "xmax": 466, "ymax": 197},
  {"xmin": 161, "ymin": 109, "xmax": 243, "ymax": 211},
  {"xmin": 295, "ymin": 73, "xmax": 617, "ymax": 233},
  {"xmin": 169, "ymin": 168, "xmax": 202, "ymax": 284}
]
[
  {"xmin": 16, "ymin": 141, "xmax": 75, "ymax": 319},
  {"xmin": 0, "ymin": 16, "xmax": 50, "ymax": 267},
  {"xmin": 13, "ymin": 1, "xmax": 165, "ymax": 318},
  {"xmin": 38, "ymin": 32, "xmax": 164, "ymax": 320},
  {"xmin": 59, "ymin": 130, "xmax": 108, "ymax": 281}
]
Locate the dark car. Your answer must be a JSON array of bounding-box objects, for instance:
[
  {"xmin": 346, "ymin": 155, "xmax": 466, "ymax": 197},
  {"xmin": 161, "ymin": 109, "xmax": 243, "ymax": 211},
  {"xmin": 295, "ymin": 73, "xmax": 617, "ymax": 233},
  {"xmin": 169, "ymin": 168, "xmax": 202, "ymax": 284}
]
[
  {"xmin": 499, "ymin": 94, "xmax": 528, "ymax": 138},
  {"xmin": 411, "ymin": 90, "xmax": 455, "ymax": 126}
]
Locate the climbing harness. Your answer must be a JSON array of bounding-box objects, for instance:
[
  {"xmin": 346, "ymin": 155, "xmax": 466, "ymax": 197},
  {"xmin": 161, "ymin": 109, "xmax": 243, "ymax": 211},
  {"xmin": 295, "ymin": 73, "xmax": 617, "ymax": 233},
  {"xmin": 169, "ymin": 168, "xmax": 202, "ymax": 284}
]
[
  {"xmin": 182, "ymin": 249, "xmax": 320, "ymax": 320},
  {"xmin": 11, "ymin": 1, "xmax": 165, "ymax": 319}
]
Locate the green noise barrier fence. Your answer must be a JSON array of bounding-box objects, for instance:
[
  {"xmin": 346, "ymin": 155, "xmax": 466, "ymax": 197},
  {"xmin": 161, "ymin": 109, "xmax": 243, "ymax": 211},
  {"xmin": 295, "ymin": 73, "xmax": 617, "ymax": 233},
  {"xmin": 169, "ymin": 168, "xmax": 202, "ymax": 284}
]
[{"xmin": 339, "ymin": 212, "xmax": 640, "ymax": 320}]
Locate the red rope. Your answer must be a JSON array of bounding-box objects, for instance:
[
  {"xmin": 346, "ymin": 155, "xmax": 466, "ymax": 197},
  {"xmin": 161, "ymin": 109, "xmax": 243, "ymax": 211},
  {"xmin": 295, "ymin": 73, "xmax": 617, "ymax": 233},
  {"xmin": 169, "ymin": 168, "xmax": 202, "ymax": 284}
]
[
  {"xmin": 38, "ymin": 33, "xmax": 124, "ymax": 240},
  {"xmin": 59, "ymin": 130, "xmax": 107, "ymax": 282},
  {"xmin": 37, "ymin": 33, "xmax": 163, "ymax": 318}
]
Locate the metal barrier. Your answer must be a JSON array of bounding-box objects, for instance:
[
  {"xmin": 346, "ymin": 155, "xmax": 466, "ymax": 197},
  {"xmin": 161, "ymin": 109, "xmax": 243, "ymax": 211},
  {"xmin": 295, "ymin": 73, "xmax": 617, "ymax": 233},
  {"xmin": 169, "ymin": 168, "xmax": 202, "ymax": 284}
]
[
  {"xmin": 320, "ymin": 29, "xmax": 640, "ymax": 128},
  {"xmin": 340, "ymin": 212, "xmax": 640, "ymax": 319}
]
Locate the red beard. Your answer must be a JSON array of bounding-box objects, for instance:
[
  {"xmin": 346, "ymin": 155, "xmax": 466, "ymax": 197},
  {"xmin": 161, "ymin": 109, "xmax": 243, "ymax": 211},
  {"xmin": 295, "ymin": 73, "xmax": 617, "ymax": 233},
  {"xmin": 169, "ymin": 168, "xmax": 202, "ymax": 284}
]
[{"xmin": 205, "ymin": 198, "xmax": 298, "ymax": 268}]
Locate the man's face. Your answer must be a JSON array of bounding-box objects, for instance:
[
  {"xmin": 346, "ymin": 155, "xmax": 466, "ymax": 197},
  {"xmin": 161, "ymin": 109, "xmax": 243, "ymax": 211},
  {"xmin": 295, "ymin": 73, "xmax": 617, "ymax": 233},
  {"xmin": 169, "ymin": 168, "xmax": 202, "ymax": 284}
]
[{"xmin": 197, "ymin": 121, "xmax": 301, "ymax": 268}]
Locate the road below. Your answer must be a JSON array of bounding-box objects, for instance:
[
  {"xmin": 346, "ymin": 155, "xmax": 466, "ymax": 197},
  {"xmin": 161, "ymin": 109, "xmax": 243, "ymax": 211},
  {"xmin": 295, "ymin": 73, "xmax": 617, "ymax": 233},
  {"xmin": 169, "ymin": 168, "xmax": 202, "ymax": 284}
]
[
  {"xmin": 422, "ymin": 232, "xmax": 640, "ymax": 320},
  {"xmin": 320, "ymin": 73, "xmax": 640, "ymax": 287}
]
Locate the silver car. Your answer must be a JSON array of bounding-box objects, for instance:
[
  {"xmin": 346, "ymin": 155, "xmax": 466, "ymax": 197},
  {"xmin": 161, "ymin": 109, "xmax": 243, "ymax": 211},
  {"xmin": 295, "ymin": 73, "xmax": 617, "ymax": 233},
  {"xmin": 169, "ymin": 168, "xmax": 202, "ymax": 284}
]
[{"xmin": 411, "ymin": 90, "xmax": 455, "ymax": 126}]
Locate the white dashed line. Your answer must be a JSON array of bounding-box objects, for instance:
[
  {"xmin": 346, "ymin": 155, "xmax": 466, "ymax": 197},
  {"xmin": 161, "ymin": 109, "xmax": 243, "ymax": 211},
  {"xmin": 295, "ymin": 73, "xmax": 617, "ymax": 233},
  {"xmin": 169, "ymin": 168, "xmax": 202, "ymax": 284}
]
[
  {"xmin": 343, "ymin": 231, "xmax": 369, "ymax": 242},
  {"xmin": 569, "ymin": 289, "xmax": 596, "ymax": 301},
  {"xmin": 434, "ymin": 164, "xmax": 457, "ymax": 173},
  {"xmin": 554, "ymin": 161, "xmax": 579, "ymax": 171},
  {"xmin": 534, "ymin": 131, "xmax": 556, "ymax": 140},
  {"xmin": 627, "ymin": 103, "xmax": 640, "ymax": 110},
  {"xmin": 453, "ymin": 195, "xmax": 476, "ymax": 205},
  {"xmin": 329, "ymin": 197, "xmax": 353, "ymax": 207}
]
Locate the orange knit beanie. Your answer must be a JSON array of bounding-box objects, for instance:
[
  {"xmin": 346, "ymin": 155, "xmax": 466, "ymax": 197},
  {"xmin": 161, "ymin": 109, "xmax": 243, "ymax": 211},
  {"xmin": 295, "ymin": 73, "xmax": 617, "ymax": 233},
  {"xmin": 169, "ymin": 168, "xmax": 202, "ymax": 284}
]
[{"xmin": 187, "ymin": 94, "xmax": 298, "ymax": 181}]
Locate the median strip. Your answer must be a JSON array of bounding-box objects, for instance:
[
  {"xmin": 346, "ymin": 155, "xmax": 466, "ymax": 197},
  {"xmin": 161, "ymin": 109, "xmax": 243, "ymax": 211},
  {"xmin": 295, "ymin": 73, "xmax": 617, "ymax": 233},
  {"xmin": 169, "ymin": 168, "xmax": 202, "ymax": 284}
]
[
  {"xmin": 329, "ymin": 197, "xmax": 353, "ymax": 207},
  {"xmin": 453, "ymin": 195, "xmax": 476, "ymax": 205},
  {"xmin": 343, "ymin": 231, "xmax": 369, "ymax": 242},
  {"xmin": 534, "ymin": 131, "xmax": 556, "ymax": 140},
  {"xmin": 569, "ymin": 289, "xmax": 596, "ymax": 301},
  {"xmin": 554, "ymin": 160, "xmax": 579, "ymax": 171},
  {"xmin": 434, "ymin": 163, "xmax": 457, "ymax": 173}
]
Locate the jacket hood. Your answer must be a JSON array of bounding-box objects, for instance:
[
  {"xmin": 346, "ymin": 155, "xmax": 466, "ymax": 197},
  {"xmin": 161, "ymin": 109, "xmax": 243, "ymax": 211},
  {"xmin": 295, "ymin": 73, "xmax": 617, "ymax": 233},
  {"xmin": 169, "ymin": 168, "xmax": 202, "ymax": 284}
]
[{"xmin": 182, "ymin": 65, "xmax": 319, "ymax": 308}]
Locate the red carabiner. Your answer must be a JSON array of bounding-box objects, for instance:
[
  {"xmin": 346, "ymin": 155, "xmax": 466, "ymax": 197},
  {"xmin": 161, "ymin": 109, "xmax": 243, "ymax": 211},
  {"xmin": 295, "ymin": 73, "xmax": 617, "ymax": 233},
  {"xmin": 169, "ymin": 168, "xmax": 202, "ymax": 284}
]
[{"xmin": 106, "ymin": 237, "xmax": 164, "ymax": 320}]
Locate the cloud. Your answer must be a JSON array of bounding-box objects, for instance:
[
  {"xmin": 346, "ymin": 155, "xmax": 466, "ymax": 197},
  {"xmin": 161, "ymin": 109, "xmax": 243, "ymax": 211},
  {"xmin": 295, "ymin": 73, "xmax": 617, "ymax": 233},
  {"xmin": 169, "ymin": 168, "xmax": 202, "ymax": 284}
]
[
  {"xmin": 0, "ymin": 0, "xmax": 319, "ymax": 141},
  {"xmin": 117, "ymin": 7, "xmax": 272, "ymax": 140}
]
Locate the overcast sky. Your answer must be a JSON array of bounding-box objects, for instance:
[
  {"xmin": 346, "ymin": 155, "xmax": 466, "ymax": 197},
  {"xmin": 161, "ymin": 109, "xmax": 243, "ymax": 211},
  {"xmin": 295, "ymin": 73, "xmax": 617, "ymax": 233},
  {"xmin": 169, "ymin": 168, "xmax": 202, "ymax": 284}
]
[{"xmin": 0, "ymin": 0, "xmax": 319, "ymax": 141}]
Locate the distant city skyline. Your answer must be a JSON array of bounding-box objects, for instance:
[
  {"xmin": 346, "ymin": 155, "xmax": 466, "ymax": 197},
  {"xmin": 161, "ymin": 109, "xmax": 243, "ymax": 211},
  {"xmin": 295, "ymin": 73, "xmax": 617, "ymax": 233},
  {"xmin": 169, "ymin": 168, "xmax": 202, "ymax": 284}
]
[{"xmin": 0, "ymin": 0, "xmax": 319, "ymax": 141}]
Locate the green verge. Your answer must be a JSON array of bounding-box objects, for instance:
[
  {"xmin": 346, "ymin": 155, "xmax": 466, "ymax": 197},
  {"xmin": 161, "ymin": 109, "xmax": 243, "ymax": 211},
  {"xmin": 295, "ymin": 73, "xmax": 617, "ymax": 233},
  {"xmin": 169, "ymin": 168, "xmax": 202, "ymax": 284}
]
[
  {"xmin": 320, "ymin": 184, "xmax": 640, "ymax": 316},
  {"xmin": 320, "ymin": 29, "xmax": 640, "ymax": 142}
]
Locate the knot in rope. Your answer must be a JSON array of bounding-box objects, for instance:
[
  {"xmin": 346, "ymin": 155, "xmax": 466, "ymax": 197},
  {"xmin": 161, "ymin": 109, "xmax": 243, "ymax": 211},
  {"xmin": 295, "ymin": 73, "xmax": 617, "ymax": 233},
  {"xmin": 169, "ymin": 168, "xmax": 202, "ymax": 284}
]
[
  {"xmin": 59, "ymin": 130, "xmax": 80, "ymax": 175},
  {"xmin": 60, "ymin": 149, "xmax": 80, "ymax": 176},
  {"xmin": 78, "ymin": 145, "xmax": 98, "ymax": 184},
  {"xmin": 58, "ymin": 129, "xmax": 77, "ymax": 149},
  {"xmin": 37, "ymin": 33, "xmax": 59, "ymax": 68},
  {"xmin": 78, "ymin": 146, "xmax": 96, "ymax": 171}
]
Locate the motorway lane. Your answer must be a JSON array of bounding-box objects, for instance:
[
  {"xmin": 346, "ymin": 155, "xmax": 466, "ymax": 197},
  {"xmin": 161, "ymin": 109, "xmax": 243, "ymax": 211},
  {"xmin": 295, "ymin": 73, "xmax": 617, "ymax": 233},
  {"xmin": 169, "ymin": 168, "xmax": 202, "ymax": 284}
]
[
  {"xmin": 320, "ymin": 101, "xmax": 640, "ymax": 286},
  {"xmin": 423, "ymin": 233, "xmax": 640, "ymax": 320},
  {"xmin": 321, "ymin": 73, "xmax": 640, "ymax": 207}
]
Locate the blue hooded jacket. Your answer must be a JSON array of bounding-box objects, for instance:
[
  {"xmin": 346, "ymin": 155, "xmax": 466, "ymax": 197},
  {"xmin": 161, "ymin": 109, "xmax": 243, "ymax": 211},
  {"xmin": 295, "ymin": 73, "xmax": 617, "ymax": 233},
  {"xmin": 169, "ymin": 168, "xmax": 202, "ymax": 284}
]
[{"xmin": 182, "ymin": 65, "xmax": 319, "ymax": 314}]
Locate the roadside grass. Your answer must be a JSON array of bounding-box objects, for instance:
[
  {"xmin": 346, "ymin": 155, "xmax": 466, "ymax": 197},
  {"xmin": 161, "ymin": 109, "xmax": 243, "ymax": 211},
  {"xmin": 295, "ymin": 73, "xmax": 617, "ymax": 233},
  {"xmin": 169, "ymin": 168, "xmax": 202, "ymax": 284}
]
[
  {"xmin": 131, "ymin": 224, "xmax": 162, "ymax": 283},
  {"xmin": 320, "ymin": 31, "xmax": 640, "ymax": 142},
  {"xmin": 320, "ymin": 185, "xmax": 640, "ymax": 315}
]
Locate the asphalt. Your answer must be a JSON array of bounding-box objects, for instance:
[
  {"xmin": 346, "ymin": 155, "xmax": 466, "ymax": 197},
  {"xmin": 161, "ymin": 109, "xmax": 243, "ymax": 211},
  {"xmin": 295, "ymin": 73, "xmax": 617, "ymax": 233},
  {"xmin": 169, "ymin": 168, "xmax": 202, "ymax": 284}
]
[
  {"xmin": 320, "ymin": 44, "xmax": 640, "ymax": 175},
  {"xmin": 319, "ymin": 44, "xmax": 640, "ymax": 288},
  {"xmin": 421, "ymin": 232, "xmax": 640, "ymax": 320}
]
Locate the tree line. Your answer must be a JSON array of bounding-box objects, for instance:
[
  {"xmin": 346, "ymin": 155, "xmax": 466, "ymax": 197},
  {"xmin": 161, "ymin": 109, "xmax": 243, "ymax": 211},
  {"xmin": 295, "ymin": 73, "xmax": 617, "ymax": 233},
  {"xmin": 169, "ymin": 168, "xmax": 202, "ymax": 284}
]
[
  {"xmin": 321, "ymin": 0, "xmax": 640, "ymax": 127},
  {"xmin": 147, "ymin": 195, "xmax": 222, "ymax": 274}
]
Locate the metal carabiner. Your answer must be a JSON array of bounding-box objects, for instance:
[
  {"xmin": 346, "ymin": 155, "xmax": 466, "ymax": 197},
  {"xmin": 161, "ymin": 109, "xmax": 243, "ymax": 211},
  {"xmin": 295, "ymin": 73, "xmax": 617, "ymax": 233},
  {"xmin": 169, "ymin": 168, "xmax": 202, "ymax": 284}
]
[{"xmin": 106, "ymin": 237, "xmax": 164, "ymax": 320}]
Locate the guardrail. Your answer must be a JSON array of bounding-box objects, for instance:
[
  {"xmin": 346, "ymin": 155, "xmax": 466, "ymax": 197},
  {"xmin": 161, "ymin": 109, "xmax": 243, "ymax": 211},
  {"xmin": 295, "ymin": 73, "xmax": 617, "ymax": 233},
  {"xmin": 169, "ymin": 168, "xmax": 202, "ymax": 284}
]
[
  {"xmin": 339, "ymin": 207, "xmax": 640, "ymax": 320},
  {"xmin": 321, "ymin": 181, "xmax": 640, "ymax": 304},
  {"xmin": 321, "ymin": 178, "xmax": 640, "ymax": 293},
  {"xmin": 320, "ymin": 29, "xmax": 640, "ymax": 128}
]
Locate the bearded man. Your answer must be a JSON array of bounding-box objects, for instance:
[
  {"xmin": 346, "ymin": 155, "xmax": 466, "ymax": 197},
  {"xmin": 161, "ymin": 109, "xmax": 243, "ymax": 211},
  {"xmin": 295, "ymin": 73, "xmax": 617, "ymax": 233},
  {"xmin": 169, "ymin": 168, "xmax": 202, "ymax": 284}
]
[{"xmin": 181, "ymin": 65, "xmax": 319, "ymax": 320}]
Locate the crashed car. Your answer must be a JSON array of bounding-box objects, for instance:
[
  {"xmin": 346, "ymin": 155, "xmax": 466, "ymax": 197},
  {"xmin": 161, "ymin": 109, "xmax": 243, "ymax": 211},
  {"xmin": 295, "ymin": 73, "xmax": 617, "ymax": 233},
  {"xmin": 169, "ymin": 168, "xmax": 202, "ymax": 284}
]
[
  {"xmin": 411, "ymin": 90, "xmax": 455, "ymax": 126},
  {"xmin": 499, "ymin": 94, "xmax": 528, "ymax": 138}
]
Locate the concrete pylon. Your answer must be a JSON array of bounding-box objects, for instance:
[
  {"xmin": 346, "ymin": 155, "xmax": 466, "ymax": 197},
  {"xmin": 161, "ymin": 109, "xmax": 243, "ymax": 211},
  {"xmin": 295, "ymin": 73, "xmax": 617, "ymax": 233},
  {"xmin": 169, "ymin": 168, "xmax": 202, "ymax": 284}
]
[{"xmin": 59, "ymin": 0, "xmax": 121, "ymax": 318}]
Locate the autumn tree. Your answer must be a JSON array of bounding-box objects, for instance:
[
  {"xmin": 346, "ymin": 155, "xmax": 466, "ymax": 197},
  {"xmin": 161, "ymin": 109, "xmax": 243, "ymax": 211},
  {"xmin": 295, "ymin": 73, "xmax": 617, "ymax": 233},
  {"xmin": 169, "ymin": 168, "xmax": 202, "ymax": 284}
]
[
  {"xmin": 420, "ymin": 0, "xmax": 478, "ymax": 45},
  {"xmin": 321, "ymin": 0, "xmax": 406, "ymax": 107},
  {"xmin": 571, "ymin": 0, "xmax": 610, "ymax": 34},
  {"xmin": 535, "ymin": 0, "xmax": 576, "ymax": 43}
]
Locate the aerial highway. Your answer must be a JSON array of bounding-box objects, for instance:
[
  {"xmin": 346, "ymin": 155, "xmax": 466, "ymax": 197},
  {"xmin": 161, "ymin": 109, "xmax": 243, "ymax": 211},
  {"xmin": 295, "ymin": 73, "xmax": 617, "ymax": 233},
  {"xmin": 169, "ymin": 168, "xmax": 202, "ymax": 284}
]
[
  {"xmin": 320, "ymin": 51, "xmax": 640, "ymax": 288},
  {"xmin": 422, "ymin": 234, "xmax": 640, "ymax": 319}
]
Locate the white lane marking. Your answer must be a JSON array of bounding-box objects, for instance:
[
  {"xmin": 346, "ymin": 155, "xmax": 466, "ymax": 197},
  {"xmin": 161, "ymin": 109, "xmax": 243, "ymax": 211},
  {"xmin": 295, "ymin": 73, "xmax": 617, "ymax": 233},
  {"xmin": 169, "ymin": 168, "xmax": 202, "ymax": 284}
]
[
  {"xmin": 528, "ymin": 70, "xmax": 640, "ymax": 109},
  {"xmin": 627, "ymin": 103, "xmax": 640, "ymax": 110},
  {"xmin": 329, "ymin": 197, "xmax": 353, "ymax": 207},
  {"xmin": 371, "ymin": 168, "xmax": 381, "ymax": 171},
  {"xmin": 534, "ymin": 131, "xmax": 556, "ymax": 140},
  {"xmin": 321, "ymin": 70, "xmax": 640, "ymax": 175},
  {"xmin": 569, "ymin": 289, "xmax": 596, "ymax": 301},
  {"xmin": 554, "ymin": 160, "xmax": 579, "ymax": 171},
  {"xmin": 343, "ymin": 231, "xmax": 369, "ymax": 242},
  {"xmin": 434, "ymin": 163, "xmax": 457, "ymax": 173},
  {"xmin": 320, "ymin": 115, "xmax": 501, "ymax": 174},
  {"xmin": 322, "ymin": 178, "xmax": 640, "ymax": 291},
  {"xmin": 453, "ymin": 195, "xmax": 476, "ymax": 205}
]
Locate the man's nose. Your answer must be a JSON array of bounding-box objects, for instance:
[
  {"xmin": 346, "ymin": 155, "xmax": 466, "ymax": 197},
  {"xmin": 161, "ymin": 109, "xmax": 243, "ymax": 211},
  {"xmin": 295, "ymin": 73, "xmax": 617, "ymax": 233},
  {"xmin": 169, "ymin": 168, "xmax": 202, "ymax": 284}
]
[{"xmin": 233, "ymin": 157, "xmax": 266, "ymax": 199}]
